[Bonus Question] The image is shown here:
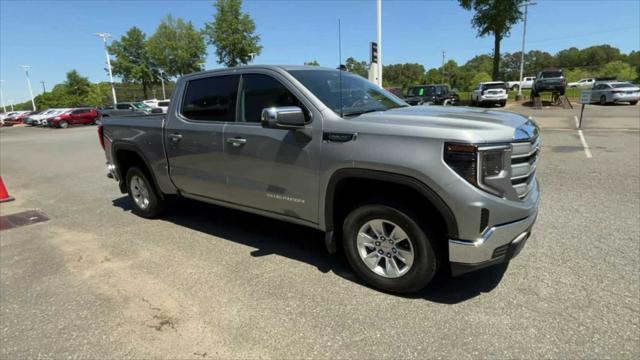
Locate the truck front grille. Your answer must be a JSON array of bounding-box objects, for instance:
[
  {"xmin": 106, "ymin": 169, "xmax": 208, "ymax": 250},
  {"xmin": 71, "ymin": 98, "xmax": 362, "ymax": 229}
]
[{"xmin": 510, "ymin": 137, "xmax": 540, "ymax": 199}]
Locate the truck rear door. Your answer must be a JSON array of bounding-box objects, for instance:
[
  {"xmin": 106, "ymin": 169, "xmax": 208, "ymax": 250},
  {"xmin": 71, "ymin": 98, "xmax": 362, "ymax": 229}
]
[{"xmin": 164, "ymin": 73, "xmax": 240, "ymax": 202}]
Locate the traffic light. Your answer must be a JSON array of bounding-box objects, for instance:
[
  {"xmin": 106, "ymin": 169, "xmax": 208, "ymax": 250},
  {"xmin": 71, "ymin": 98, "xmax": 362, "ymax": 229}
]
[{"xmin": 370, "ymin": 42, "xmax": 378, "ymax": 64}]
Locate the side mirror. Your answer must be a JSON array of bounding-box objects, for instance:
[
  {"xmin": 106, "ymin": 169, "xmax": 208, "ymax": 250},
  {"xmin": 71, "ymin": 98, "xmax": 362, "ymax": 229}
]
[{"xmin": 261, "ymin": 106, "xmax": 306, "ymax": 129}]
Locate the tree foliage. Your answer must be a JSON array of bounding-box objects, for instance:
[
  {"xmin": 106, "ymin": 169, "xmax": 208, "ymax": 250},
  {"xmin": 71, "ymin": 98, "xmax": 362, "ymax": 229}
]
[
  {"xmin": 203, "ymin": 0, "xmax": 262, "ymax": 67},
  {"xmin": 108, "ymin": 27, "xmax": 157, "ymax": 98},
  {"xmin": 147, "ymin": 15, "xmax": 207, "ymax": 77},
  {"xmin": 383, "ymin": 63, "xmax": 426, "ymax": 89},
  {"xmin": 344, "ymin": 57, "xmax": 368, "ymax": 78},
  {"xmin": 304, "ymin": 60, "xmax": 320, "ymax": 66},
  {"xmin": 459, "ymin": 0, "xmax": 524, "ymax": 80}
]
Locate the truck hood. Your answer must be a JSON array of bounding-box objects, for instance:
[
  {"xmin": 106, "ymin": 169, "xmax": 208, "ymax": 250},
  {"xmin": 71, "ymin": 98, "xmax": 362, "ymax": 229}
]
[{"xmin": 349, "ymin": 105, "xmax": 538, "ymax": 142}]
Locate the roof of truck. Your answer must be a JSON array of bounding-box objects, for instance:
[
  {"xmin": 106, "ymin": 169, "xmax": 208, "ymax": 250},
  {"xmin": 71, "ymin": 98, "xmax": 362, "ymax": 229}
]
[{"xmin": 182, "ymin": 65, "xmax": 344, "ymax": 78}]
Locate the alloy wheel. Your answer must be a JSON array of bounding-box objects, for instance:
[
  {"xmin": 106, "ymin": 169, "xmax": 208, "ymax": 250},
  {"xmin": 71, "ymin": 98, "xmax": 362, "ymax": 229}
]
[{"xmin": 356, "ymin": 219, "xmax": 415, "ymax": 278}]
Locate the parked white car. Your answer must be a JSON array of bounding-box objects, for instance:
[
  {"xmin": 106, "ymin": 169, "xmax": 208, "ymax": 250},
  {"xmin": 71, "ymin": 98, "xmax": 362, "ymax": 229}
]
[
  {"xmin": 25, "ymin": 108, "xmax": 63, "ymax": 126},
  {"xmin": 506, "ymin": 77, "xmax": 535, "ymax": 91},
  {"xmin": 568, "ymin": 78, "xmax": 595, "ymax": 88},
  {"xmin": 471, "ymin": 81, "xmax": 508, "ymax": 107},
  {"xmin": 590, "ymin": 82, "xmax": 639, "ymax": 105},
  {"xmin": 143, "ymin": 99, "xmax": 160, "ymax": 108},
  {"xmin": 156, "ymin": 100, "xmax": 170, "ymax": 113}
]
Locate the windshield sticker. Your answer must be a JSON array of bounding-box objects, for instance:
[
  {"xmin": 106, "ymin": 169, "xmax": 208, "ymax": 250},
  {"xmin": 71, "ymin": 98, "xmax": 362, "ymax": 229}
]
[{"xmin": 418, "ymin": 88, "xmax": 424, "ymax": 96}]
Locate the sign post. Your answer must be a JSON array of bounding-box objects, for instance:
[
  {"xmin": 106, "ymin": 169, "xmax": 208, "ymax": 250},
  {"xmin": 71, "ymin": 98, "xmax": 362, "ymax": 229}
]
[{"xmin": 577, "ymin": 90, "xmax": 591, "ymax": 129}]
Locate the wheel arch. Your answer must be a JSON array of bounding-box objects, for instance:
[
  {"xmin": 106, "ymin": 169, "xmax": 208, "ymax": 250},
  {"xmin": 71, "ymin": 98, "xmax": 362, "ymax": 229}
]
[
  {"xmin": 323, "ymin": 168, "xmax": 459, "ymax": 239},
  {"xmin": 111, "ymin": 141, "xmax": 164, "ymax": 199}
]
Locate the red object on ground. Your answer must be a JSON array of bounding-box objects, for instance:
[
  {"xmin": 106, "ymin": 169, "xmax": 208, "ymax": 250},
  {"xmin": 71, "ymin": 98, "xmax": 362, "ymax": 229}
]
[{"xmin": 0, "ymin": 176, "xmax": 15, "ymax": 203}]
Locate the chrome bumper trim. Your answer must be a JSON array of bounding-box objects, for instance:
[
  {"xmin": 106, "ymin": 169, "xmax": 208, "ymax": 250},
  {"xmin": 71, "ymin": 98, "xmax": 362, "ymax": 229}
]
[{"xmin": 448, "ymin": 210, "xmax": 537, "ymax": 264}]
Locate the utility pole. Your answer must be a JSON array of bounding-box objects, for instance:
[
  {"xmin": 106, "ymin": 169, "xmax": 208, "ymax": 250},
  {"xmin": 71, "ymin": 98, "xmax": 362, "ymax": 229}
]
[
  {"xmin": 517, "ymin": 2, "xmax": 536, "ymax": 100},
  {"xmin": 0, "ymin": 80, "xmax": 6, "ymax": 113},
  {"xmin": 20, "ymin": 65, "xmax": 36, "ymax": 111},
  {"xmin": 376, "ymin": 0, "xmax": 382, "ymax": 87},
  {"xmin": 95, "ymin": 32, "xmax": 118, "ymax": 105},
  {"xmin": 8, "ymin": 100, "xmax": 14, "ymax": 112},
  {"xmin": 159, "ymin": 70, "xmax": 167, "ymax": 99},
  {"xmin": 441, "ymin": 51, "xmax": 446, "ymax": 83},
  {"xmin": 40, "ymin": 81, "xmax": 46, "ymax": 93}
]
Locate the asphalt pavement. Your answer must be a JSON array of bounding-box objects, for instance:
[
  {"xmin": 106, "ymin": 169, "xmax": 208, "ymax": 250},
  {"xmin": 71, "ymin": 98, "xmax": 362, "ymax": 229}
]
[{"xmin": 1, "ymin": 103, "xmax": 638, "ymax": 358}]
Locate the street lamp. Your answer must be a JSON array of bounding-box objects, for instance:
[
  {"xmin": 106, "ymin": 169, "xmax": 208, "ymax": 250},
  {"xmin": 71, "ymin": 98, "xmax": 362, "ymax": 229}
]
[
  {"xmin": 7, "ymin": 100, "xmax": 15, "ymax": 112},
  {"xmin": 0, "ymin": 80, "xmax": 6, "ymax": 113},
  {"xmin": 517, "ymin": 2, "xmax": 537, "ymax": 100},
  {"xmin": 95, "ymin": 32, "xmax": 118, "ymax": 105},
  {"xmin": 20, "ymin": 65, "xmax": 36, "ymax": 111}
]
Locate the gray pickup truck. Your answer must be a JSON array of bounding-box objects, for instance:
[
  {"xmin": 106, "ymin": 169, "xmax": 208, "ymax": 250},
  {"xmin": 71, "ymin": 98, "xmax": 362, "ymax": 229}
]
[{"xmin": 99, "ymin": 65, "xmax": 540, "ymax": 293}]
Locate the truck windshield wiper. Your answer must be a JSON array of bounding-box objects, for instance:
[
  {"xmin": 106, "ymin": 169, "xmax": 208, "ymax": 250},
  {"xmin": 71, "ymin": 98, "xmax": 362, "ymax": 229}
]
[{"xmin": 342, "ymin": 108, "xmax": 385, "ymax": 117}]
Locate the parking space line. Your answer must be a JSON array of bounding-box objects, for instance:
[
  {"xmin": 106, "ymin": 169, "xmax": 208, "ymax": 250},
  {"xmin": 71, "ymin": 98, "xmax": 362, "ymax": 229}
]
[
  {"xmin": 574, "ymin": 115, "xmax": 579, "ymax": 129},
  {"xmin": 578, "ymin": 130, "xmax": 593, "ymax": 158}
]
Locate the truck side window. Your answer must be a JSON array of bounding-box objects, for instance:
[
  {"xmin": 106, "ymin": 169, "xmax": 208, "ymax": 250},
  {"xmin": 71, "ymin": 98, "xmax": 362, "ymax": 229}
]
[
  {"xmin": 239, "ymin": 74, "xmax": 304, "ymax": 123},
  {"xmin": 182, "ymin": 75, "xmax": 239, "ymax": 121},
  {"xmin": 116, "ymin": 104, "xmax": 131, "ymax": 110}
]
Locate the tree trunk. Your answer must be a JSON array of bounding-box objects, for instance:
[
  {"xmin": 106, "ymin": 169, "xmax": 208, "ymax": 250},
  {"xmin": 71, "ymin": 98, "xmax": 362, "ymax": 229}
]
[
  {"xmin": 493, "ymin": 33, "xmax": 502, "ymax": 80},
  {"xmin": 142, "ymin": 81, "xmax": 149, "ymax": 99}
]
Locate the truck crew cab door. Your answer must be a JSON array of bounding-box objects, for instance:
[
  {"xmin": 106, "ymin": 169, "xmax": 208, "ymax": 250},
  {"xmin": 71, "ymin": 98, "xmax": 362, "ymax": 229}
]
[
  {"xmin": 223, "ymin": 72, "xmax": 320, "ymax": 224},
  {"xmin": 164, "ymin": 74, "xmax": 239, "ymax": 202}
]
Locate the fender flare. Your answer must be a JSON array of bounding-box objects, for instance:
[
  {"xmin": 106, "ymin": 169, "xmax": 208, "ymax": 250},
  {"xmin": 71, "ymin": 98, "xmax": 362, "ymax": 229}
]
[
  {"xmin": 323, "ymin": 168, "xmax": 459, "ymax": 238},
  {"xmin": 111, "ymin": 141, "xmax": 164, "ymax": 199}
]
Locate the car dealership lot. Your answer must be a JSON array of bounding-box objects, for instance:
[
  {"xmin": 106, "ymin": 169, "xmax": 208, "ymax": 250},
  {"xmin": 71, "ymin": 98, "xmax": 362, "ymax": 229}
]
[{"xmin": 1, "ymin": 105, "xmax": 639, "ymax": 358}]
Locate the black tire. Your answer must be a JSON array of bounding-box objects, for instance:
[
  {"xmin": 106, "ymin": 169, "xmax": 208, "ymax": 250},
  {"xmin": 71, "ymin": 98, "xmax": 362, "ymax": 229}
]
[
  {"xmin": 471, "ymin": 99, "xmax": 476, "ymax": 106},
  {"xmin": 342, "ymin": 202, "xmax": 439, "ymax": 293},
  {"xmin": 600, "ymin": 95, "xmax": 607, "ymax": 105},
  {"xmin": 125, "ymin": 166, "xmax": 164, "ymax": 218},
  {"xmin": 630, "ymin": 101, "xmax": 638, "ymax": 106},
  {"xmin": 500, "ymin": 100, "xmax": 507, "ymax": 107},
  {"xmin": 59, "ymin": 120, "xmax": 69, "ymax": 129},
  {"xmin": 511, "ymin": 85, "xmax": 519, "ymax": 91}
]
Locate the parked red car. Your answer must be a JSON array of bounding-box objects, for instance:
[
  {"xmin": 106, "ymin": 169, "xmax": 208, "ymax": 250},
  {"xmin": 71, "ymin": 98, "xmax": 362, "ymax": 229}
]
[
  {"xmin": 48, "ymin": 108, "xmax": 100, "ymax": 128},
  {"xmin": 4, "ymin": 111, "xmax": 35, "ymax": 125}
]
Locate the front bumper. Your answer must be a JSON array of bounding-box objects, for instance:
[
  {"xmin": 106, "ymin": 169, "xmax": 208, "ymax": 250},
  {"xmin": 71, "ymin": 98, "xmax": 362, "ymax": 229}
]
[{"xmin": 448, "ymin": 209, "xmax": 537, "ymax": 276}]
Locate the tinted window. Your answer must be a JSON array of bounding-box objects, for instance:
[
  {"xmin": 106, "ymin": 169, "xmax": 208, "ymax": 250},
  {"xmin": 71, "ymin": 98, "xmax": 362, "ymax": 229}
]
[
  {"xmin": 482, "ymin": 83, "xmax": 507, "ymax": 90},
  {"xmin": 612, "ymin": 82, "xmax": 635, "ymax": 88},
  {"xmin": 239, "ymin": 74, "xmax": 302, "ymax": 123},
  {"xmin": 540, "ymin": 71, "xmax": 563, "ymax": 78},
  {"xmin": 182, "ymin": 75, "xmax": 239, "ymax": 121},
  {"xmin": 158, "ymin": 101, "xmax": 170, "ymax": 106},
  {"xmin": 116, "ymin": 104, "xmax": 132, "ymax": 110}
]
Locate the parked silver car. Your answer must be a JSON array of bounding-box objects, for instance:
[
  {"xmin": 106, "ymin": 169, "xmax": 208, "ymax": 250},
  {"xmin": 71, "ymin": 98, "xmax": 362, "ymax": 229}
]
[{"xmin": 590, "ymin": 81, "xmax": 639, "ymax": 105}]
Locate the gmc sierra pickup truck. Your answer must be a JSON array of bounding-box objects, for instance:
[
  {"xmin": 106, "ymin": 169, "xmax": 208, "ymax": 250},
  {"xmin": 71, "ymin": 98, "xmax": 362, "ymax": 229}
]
[{"xmin": 100, "ymin": 65, "xmax": 540, "ymax": 293}]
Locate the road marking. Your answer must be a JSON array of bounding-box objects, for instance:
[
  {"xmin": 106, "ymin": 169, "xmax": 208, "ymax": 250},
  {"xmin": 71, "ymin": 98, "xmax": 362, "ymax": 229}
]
[
  {"xmin": 574, "ymin": 115, "xmax": 579, "ymax": 129},
  {"xmin": 578, "ymin": 130, "xmax": 593, "ymax": 158}
]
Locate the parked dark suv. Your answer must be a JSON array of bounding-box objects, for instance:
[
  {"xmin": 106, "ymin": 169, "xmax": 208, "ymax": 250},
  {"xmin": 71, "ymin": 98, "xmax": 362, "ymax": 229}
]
[
  {"xmin": 404, "ymin": 84, "xmax": 460, "ymax": 106},
  {"xmin": 532, "ymin": 69, "xmax": 567, "ymax": 97}
]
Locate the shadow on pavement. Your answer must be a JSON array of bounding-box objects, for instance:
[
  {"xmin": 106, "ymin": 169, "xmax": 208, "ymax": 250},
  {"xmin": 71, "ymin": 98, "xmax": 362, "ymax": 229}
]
[{"xmin": 112, "ymin": 195, "xmax": 506, "ymax": 304}]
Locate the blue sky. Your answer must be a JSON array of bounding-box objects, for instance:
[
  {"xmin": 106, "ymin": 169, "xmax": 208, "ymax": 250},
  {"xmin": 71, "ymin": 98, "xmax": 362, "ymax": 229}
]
[{"xmin": 1, "ymin": 0, "xmax": 639, "ymax": 104}]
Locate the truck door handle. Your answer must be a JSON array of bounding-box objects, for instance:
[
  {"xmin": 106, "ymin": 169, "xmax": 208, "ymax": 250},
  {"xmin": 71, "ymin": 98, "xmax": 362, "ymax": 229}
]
[
  {"xmin": 168, "ymin": 133, "xmax": 183, "ymax": 142},
  {"xmin": 226, "ymin": 137, "xmax": 247, "ymax": 147}
]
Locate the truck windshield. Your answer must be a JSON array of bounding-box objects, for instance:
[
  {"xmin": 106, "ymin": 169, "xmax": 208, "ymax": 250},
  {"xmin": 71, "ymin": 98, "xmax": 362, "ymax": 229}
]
[
  {"xmin": 406, "ymin": 86, "xmax": 436, "ymax": 97},
  {"xmin": 288, "ymin": 70, "xmax": 407, "ymax": 116}
]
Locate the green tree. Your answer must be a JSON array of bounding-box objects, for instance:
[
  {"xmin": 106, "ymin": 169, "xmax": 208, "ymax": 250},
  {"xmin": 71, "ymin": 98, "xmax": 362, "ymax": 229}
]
[
  {"xmin": 203, "ymin": 0, "xmax": 262, "ymax": 67},
  {"xmin": 459, "ymin": 0, "xmax": 524, "ymax": 80},
  {"xmin": 471, "ymin": 72, "xmax": 492, "ymax": 86},
  {"xmin": 64, "ymin": 70, "xmax": 92, "ymax": 105},
  {"xmin": 555, "ymin": 47, "xmax": 582, "ymax": 69},
  {"xmin": 147, "ymin": 15, "xmax": 207, "ymax": 77},
  {"xmin": 344, "ymin": 57, "xmax": 368, "ymax": 78},
  {"xmin": 304, "ymin": 60, "xmax": 320, "ymax": 66},
  {"xmin": 109, "ymin": 27, "xmax": 157, "ymax": 99},
  {"xmin": 599, "ymin": 60, "xmax": 638, "ymax": 81},
  {"xmin": 383, "ymin": 63, "xmax": 426, "ymax": 89},
  {"xmin": 425, "ymin": 68, "xmax": 441, "ymax": 84},
  {"xmin": 463, "ymin": 54, "xmax": 494, "ymax": 75},
  {"xmin": 626, "ymin": 51, "xmax": 640, "ymax": 82}
]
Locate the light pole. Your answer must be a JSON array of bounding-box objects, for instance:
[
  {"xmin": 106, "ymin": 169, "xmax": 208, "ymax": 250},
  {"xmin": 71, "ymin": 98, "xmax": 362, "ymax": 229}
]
[
  {"xmin": 517, "ymin": 2, "xmax": 536, "ymax": 100},
  {"xmin": 20, "ymin": 65, "xmax": 36, "ymax": 111},
  {"xmin": 441, "ymin": 51, "xmax": 446, "ymax": 83},
  {"xmin": 159, "ymin": 70, "xmax": 166, "ymax": 99},
  {"xmin": 40, "ymin": 81, "xmax": 46, "ymax": 93},
  {"xmin": 376, "ymin": 0, "xmax": 382, "ymax": 87},
  {"xmin": 8, "ymin": 100, "xmax": 15, "ymax": 112},
  {"xmin": 95, "ymin": 32, "xmax": 118, "ymax": 105},
  {"xmin": 0, "ymin": 80, "xmax": 6, "ymax": 113}
]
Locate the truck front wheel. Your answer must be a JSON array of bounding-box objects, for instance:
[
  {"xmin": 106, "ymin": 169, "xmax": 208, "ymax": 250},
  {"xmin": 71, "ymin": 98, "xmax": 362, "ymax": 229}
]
[
  {"xmin": 126, "ymin": 166, "xmax": 164, "ymax": 218},
  {"xmin": 342, "ymin": 203, "xmax": 438, "ymax": 293}
]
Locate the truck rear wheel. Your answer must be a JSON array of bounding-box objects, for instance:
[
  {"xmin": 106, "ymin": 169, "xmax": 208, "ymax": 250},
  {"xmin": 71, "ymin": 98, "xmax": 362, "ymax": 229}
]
[
  {"xmin": 342, "ymin": 203, "xmax": 438, "ymax": 293},
  {"xmin": 126, "ymin": 166, "xmax": 164, "ymax": 218}
]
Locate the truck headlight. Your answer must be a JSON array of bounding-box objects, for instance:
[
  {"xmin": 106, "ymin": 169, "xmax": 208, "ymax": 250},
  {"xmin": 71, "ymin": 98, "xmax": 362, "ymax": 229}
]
[{"xmin": 444, "ymin": 143, "xmax": 511, "ymax": 196}]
